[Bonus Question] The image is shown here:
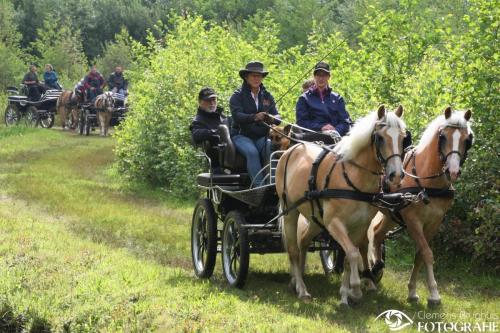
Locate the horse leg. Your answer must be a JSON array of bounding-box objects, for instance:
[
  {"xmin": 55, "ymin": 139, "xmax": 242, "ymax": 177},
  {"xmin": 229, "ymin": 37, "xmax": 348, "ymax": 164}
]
[
  {"xmin": 406, "ymin": 220, "xmax": 441, "ymax": 306},
  {"xmin": 297, "ymin": 215, "xmax": 321, "ymax": 280},
  {"xmin": 105, "ymin": 113, "xmax": 111, "ymax": 136},
  {"xmin": 369, "ymin": 212, "xmax": 393, "ymax": 282},
  {"xmin": 98, "ymin": 112, "xmax": 104, "ymax": 136},
  {"xmin": 408, "ymin": 250, "xmax": 424, "ymax": 302},
  {"xmin": 283, "ymin": 209, "xmax": 310, "ymax": 300},
  {"xmin": 359, "ymin": 239, "xmax": 377, "ymax": 292},
  {"xmin": 339, "ymin": 259, "xmax": 351, "ymax": 306},
  {"xmin": 325, "ymin": 217, "xmax": 363, "ymax": 303},
  {"xmin": 60, "ymin": 106, "xmax": 67, "ymax": 129}
]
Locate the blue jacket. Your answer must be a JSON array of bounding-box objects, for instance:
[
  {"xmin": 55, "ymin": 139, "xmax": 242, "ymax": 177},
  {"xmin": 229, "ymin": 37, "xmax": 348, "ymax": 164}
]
[
  {"xmin": 229, "ymin": 82, "xmax": 280, "ymax": 139},
  {"xmin": 296, "ymin": 87, "xmax": 351, "ymax": 136},
  {"xmin": 44, "ymin": 71, "xmax": 58, "ymax": 89}
]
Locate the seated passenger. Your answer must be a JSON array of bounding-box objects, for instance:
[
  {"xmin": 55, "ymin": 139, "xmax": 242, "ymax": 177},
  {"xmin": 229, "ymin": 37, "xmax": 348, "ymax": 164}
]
[
  {"xmin": 230, "ymin": 61, "xmax": 281, "ymax": 186},
  {"xmin": 23, "ymin": 65, "xmax": 45, "ymax": 101},
  {"xmin": 296, "ymin": 61, "xmax": 351, "ymax": 137},
  {"xmin": 107, "ymin": 66, "xmax": 128, "ymax": 95},
  {"xmin": 43, "ymin": 64, "xmax": 60, "ymax": 90},
  {"xmin": 83, "ymin": 65, "xmax": 105, "ymax": 102},
  {"xmin": 190, "ymin": 87, "xmax": 225, "ymax": 173}
]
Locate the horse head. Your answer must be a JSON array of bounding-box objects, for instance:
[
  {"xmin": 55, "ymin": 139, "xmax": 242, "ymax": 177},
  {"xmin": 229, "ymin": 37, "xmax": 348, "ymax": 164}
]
[
  {"xmin": 437, "ymin": 107, "xmax": 473, "ymax": 181},
  {"xmin": 335, "ymin": 105, "xmax": 406, "ymax": 187},
  {"xmin": 95, "ymin": 92, "xmax": 115, "ymax": 112}
]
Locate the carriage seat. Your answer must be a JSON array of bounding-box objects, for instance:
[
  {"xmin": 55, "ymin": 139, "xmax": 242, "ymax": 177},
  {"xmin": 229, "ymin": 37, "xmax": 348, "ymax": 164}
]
[{"xmin": 218, "ymin": 123, "xmax": 246, "ymax": 172}]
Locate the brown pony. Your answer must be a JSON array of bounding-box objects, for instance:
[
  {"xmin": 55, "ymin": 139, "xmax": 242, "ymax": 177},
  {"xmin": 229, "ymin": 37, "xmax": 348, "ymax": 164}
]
[
  {"xmin": 368, "ymin": 107, "xmax": 473, "ymax": 306},
  {"xmin": 56, "ymin": 89, "xmax": 81, "ymax": 130},
  {"xmin": 94, "ymin": 92, "xmax": 115, "ymax": 137},
  {"xmin": 275, "ymin": 105, "xmax": 406, "ymax": 305}
]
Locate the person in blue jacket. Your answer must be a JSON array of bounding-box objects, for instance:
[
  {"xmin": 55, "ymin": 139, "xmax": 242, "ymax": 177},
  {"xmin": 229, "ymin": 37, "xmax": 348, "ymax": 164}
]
[
  {"xmin": 229, "ymin": 61, "xmax": 281, "ymax": 186},
  {"xmin": 296, "ymin": 61, "xmax": 351, "ymax": 137},
  {"xmin": 43, "ymin": 64, "xmax": 60, "ymax": 90}
]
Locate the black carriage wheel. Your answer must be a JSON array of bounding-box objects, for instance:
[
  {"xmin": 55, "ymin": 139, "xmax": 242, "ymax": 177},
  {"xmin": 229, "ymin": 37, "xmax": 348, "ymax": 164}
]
[
  {"xmin": 84, "ymin": 113, "xmax": 91, "ymax": 136},
  {"xmin": 24, "ymin": 106, "xmax": 38, "ymax": 127},
  {"xmin": 4, "ymin": 104, "xmax": 20, "ymax": 126},
  {"xmin": 320, "ymin": 245, "xmax": 345, "ymax": 275},
  {"xmin": 191, "ymin": 199, "xmax": 218, "ymax": 278},
  {"xmin": 40, "ymin": 109, "xmax": 55, "ymax": 129},
  {"xmin": 222, "ymin": 211, "xmax": 249, "ymax": 288}
]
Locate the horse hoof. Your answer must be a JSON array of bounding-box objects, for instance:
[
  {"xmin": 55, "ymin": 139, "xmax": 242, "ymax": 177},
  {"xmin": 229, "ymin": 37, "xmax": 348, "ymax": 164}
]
[
  {"xmin": 427, "ymin": 299, "xmax": 442, "ymax": 307},
  {"xmin": 407, "ymin": 295, "xmax": 420, "ymax": 303},
  {"xmin": 299, "ymin": 293, "xmax": 312, "ymax": 303},
  {"xmin": 339, "ymin": 302, "xmax": 350, "ymax": 310}
]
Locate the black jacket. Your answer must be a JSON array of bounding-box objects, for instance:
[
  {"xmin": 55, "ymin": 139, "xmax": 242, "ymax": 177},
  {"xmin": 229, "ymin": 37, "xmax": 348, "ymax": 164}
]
[
  {"xmin": 189, "ymin": 106, "xmax": 226, "ymax": 144},
  {"xmin": 229, "ymin": 82, "xmax": 279, "ymax": 139}
]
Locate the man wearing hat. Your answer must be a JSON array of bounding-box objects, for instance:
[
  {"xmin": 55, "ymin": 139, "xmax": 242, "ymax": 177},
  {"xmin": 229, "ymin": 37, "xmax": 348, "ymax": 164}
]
[
  {"xmin": 295, "ymin": 61, "xmax": 351, "ymax": 136},
  {"xmin": 190, "ymin": 87, "xmax": 226, "ymax": 172},
  {"xmin": 229, "ymin": 61, "xmax": 281, "ymax": 186}
]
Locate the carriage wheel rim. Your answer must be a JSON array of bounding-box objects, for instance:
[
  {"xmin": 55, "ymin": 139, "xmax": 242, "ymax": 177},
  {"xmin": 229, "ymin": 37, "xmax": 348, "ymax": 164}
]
[
  {"xmin": 223, "ymin": 218, "xmax": 240, "ymax": 284},
  {"xmin": 5, "ymin": 107, "xmax": 18, "ymax": 125},
  {"xmin": 192, "ymin": 208, "xmax": 208, "ymax": 272}
]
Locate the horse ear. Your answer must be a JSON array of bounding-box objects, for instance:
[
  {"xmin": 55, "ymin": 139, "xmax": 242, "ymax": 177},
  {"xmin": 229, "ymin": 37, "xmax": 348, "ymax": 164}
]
[
  {"xmin": 377, "ymin": 104, "xmax": 386, "ymax": 119},
  {"xmin": 464, "ymin": 109, "xmax": 472, "ymax": 121},
  {"xmin": 444, "ymin": 106, "xmax": 452, "ymax": 119},
  {"xmin": 284, "ymin": 124, "xmax": 292, "ymax": 135},
  {"xmin": 395, "ymin": 104, "xmax": 404, "ymax": 118}
]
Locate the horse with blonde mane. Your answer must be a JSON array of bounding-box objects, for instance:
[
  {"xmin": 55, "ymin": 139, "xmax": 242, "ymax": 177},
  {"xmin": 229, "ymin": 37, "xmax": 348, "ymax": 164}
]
[
  {"xmin": 275, "ymin": 105, "xmax": 406, "ymax": 305},
  {"xmin": 94, "ymin": 92, "xmax": 115, "ymax": 137},
  {"xmin": 56, "ymin": 89, "xmax": 82, "ymax": 130},
  {"xmin": 368, "ymin": 107, "xmax": 473, "ymax": 306}
]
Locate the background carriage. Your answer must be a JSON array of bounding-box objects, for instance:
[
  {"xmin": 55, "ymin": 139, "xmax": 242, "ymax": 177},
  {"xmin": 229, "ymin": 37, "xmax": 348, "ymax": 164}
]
[
  {"xmin": 191, "ymin": 122, "xmax": 344, "ymax": 287},
  {"xmin": 4, "ymin": 84, "xmax": 61, "ymax": 128},
  {"xmin": 77, "ymin": 92, "xmax": 128, "ymax": 136}
]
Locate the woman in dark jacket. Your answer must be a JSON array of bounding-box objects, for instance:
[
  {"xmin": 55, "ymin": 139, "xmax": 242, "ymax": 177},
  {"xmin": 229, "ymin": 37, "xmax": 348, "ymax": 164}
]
[
  {"xmin": 296, "ymin": 62, "xmax": 351, "ymax": 137},
  {"xmin": 229, "ymin": 61, "xmax": 280, "ymax": 186}
]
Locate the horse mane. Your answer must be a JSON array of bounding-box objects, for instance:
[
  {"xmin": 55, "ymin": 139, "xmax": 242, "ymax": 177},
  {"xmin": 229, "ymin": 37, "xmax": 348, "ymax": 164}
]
[
  {"xmin": 334, "ymin": 110, "xmax": 406, "ymax": 161},
  {"xmin": 416, "ymin": 111, "xmax": 472, "ymax": 153}
]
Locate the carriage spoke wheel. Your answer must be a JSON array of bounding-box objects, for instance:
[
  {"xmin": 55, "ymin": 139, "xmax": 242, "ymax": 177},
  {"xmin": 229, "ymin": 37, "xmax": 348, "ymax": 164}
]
[
  {"xmin": 320, "ymin": 239, "xmax": 345, "ymax": 275},
  {"xmin": 222, "ymin": 211, "xmax": 249, "ymax": 288},
  {"xmin": 4, "ymin": 105, "xmax": 20, "ymax": 126},
  {"xmin": 84, "ymin": 112, "xmax": 91, "ymax": 136},
  {"xmin": 40, "ymin": 110, "xmax": 55, "ymax": 128},
  {"xmin": 24, "ymin": 106, "xmax": 38, "ymax": 127},
  {"xmin": 191, "ymin": 199, "xmax": 217, "ymax": 278},
  {"xmin": 78, "ymin": 110, "xmax": 85, "ymax": 135}
]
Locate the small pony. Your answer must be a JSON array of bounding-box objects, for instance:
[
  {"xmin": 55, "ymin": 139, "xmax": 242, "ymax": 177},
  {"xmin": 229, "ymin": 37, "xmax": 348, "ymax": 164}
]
[{"xmin": 94, "ymin": 92, "xmax": 115, "ymax": 137}]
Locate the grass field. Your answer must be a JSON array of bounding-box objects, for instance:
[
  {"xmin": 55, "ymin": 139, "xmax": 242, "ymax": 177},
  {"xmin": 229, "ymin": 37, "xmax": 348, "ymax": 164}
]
[{"xmin": 0, "ymin": 127, "xmax": 498, "ymax": 332}]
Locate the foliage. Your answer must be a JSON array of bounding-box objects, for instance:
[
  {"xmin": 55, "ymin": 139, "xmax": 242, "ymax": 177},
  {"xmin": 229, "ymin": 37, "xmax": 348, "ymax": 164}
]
[
  {"xmin": 95, "ymin": 28, "xmax": 137, "ymax": 79},
  {"xmin": 0, "ymin": 0, "xmax": 26, "ymax": 89},
  {"xmin": 30, "ymin": 17, "xmax": 88, "ymax": 87}
]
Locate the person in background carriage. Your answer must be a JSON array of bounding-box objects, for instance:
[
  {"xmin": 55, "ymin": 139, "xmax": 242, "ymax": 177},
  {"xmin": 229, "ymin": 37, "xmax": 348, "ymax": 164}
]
[
  {"xmin": 229, "ymin": 61, "xmax": 281, "ymax": 186},
  {"xmin": 189, "ymin": 87, "xmax": 225, "ymax": 173},
  {"xmin": 83, "ymin": 65, "xmax": 105, "ymax": 102},
  {"xmin": 296, "ymin": 61, "xmax": 352, "ymax": 137},
  {"xmin": 23, "ymin": 64, "xmax": 46, "ymax": 101},
  {"xmin": 43, "ymin": 64, "xmax": 60, "ymax": 90},
  {"xmin": 107, "ymin": 66, "xmax": 128, "ymax": 96}
]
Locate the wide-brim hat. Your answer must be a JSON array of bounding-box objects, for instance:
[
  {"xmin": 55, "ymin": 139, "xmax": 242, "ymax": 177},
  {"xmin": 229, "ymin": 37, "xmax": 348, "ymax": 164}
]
[
  {"xmin": 313, "ymin": 61, "xmax": 330, "ymax": 75},
  {"xmin": 239, "ymin": 61, "xmax": 269, "ymax": 79}
]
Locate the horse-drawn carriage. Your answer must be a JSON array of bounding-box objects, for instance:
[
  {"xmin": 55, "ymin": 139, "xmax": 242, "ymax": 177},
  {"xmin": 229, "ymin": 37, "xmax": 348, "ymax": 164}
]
[
  {"xmin": 4, "ymin": 84, "xmax": 61, "ymax": 128},
  {"xmin": 191, "ymin": 122, "xmax": 344, "ymax": 287},
  {"xmin": 77, "ymin": 92, "xmax": 128, "ymax": 136}
]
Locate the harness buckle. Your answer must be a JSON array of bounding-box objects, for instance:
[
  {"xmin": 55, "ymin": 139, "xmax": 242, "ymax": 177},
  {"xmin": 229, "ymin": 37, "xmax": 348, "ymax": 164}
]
[{"xmin": 305, "ymin": 190, "xmax": 321, "ymax": 200}]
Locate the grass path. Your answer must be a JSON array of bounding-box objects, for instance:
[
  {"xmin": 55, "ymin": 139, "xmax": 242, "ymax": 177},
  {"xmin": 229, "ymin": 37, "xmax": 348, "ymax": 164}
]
[{"xmin": 0, "ymin": 127, "xmax": 498, "ymax": 332}]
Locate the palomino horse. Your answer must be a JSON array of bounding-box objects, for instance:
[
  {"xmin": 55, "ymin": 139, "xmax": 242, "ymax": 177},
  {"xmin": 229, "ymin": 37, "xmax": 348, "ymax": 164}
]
[
  {"xmin": 368, "ymin": 107, "xmax": 473, "ymax": 306},
  {"xmin": 275, "ymin": 105, "xmax": 406, "ymax": 305},
  {"xmin": 94, "ymin": 92, "xmax": 115, "ymax": 137},
  {"xmin": 57, "ymin": 89, "xmax": 81, "ymax": 130}
]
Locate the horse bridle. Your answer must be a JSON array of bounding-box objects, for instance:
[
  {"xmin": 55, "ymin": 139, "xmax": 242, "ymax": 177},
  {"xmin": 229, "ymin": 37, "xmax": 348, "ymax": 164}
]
[
  {"xmin": 438, "ymin": 124, "xmax": 473, "ymax": 166},
  {"xmin": 371, "ymin": 121, "xmax": 404, "ymax": 169}
]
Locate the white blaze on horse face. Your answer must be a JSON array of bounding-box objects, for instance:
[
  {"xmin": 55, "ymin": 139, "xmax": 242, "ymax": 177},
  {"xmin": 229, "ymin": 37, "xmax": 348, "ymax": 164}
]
[
  {"xmin": 387, "ymin": 127, "xmax": 400, "ymax": 156},
  {"xmin": 448, "ymin": 129, "xmax": 462, "ymax": 179}
]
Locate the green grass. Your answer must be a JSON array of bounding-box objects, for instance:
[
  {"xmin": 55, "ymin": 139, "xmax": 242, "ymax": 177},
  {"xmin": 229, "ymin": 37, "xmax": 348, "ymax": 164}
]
[{"xmin": 0, "ymin": 128, "xmax": 498, "ymax": 332}]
